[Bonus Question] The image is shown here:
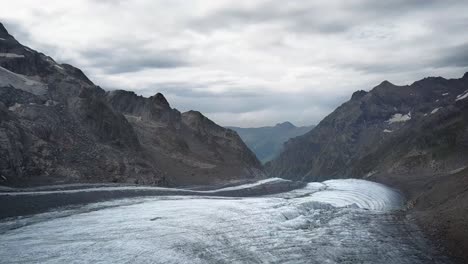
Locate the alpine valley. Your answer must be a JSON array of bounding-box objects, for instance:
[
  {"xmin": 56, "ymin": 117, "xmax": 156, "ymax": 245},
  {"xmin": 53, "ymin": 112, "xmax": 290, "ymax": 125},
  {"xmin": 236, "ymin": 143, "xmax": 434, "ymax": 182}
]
[{"xmin": 1, "ymin": 20, "xmax": 468, "ymax": 264}]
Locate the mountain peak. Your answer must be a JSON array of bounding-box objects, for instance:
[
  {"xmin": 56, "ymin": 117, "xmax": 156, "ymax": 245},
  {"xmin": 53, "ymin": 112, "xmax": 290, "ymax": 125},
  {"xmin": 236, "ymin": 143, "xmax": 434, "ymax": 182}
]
[
  {"xmin": 0, "ymin": 23, "xmax": 13, "ymax": 39},
  {"xmin": 351, "ymin": 90, "xmax": 368, "ymax": 100},
  {"xmin": 183, "ymin": 110, "xmax": 205, "ymax": 119},
  {"xmin": 0, "ymin": 23, "xmax": 8, "ymax": 35},
  {"xmin": 378, "ymin": 80, "xmax": 394, "ymax": 87},
  {"xmin": 275, "ymin": 121, "xmax": 295, "ymax": 129},
  {"xmin": 371, "ymin": 80, "xmax": 397, "ymax": 93},
  {"xmin": 150, "ymin": 92, "xmax": 170, "ymax": 109}
]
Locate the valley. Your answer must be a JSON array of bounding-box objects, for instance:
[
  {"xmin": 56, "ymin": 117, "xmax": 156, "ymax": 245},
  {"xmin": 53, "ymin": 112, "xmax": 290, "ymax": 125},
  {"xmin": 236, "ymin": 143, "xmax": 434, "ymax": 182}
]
[{"xmin": 1, "ymin": 1, "xmax": 468, "ymax": 261}]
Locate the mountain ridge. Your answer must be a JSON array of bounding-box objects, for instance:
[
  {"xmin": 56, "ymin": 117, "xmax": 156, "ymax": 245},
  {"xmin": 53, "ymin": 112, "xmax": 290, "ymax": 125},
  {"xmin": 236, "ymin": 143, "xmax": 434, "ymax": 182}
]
[{"xmin": 0, "ymin": 22, "xmax": 265, "ymax": 187}]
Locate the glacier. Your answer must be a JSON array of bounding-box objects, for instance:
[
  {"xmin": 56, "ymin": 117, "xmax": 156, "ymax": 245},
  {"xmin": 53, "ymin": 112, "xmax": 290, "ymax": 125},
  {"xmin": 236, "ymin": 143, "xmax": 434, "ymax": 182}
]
[{"xmin": 0, "ymin": 179, "xmax": 450, "ymax": 264}]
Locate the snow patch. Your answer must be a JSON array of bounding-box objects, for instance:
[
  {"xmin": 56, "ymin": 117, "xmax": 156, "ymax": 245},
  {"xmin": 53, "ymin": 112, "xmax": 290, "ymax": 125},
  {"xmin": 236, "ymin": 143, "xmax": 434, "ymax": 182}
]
[
  {"xmin": 364, "ymin": 171, "xmax": 377, "ymax": 178},
  {"xmin": 442, "ymin": 93, "xmax": 449, "ymax": 96},
  {"xmin": 383, "ymin": 129, "xmax": 393, "ymax": 133},
  {"xmin": 431, "ymin": 108, "xmax": 440, "ymax": 114},
  {"xmin": 456, "ymin": 90, "xmax": 468, "ymax": 101},
  {"xmin": 387, "ymin": 112, "xmax": 411, "ymax": 124},
  {"xmin": 449, "ymin": 166, "xmax": 466, "ymax": 174},
  {"xmin": 0, "ymin": 53, "xmax": 24, "ymax": 58},
  {"xmin": 0, "ymin": 66, "xmax": 47, "ymax": 95},
  {"xmin": 0, "ymin": 38, "xmax": 5, "ymax": 41},
  {"xmin": 8, "ymin": 103, "xmax": 22, "ymax": 111}
]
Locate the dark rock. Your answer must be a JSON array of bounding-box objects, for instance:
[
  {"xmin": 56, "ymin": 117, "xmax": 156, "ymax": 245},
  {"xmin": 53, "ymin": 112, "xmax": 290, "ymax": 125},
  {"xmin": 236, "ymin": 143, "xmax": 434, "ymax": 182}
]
[
  {"xmin": 0, "ymin": 22, "xmax": 265, "ymax": 187},
  {"xmin": 351, "ymin": 90, "xmax": 367, "ymax": 100}
]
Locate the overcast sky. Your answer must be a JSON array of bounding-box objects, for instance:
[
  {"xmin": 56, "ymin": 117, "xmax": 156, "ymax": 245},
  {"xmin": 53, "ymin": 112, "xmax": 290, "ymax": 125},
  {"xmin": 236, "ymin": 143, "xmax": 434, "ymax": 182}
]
[{"xmin": 1, "ymin": 0, "xmax": 468, "ymax": 127}]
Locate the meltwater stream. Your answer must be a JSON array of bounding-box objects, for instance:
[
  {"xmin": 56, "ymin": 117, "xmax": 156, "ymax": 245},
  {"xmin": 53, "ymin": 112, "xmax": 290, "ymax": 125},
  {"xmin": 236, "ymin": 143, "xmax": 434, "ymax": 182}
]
[{"xmin": 0, "ymin": 179, "xmax": 450, "ymax": 264}]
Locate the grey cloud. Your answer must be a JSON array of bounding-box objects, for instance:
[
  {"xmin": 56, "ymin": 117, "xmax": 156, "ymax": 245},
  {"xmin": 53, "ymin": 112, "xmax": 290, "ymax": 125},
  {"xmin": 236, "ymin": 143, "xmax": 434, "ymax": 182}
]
[
  {"xmin": 143, "ymin": 82, "xmax": 265, "ymax": 98},
  {"xmin": 104, "ymin": 76, "xmax": 346, "ymax": 120},
  {"xmin": 172, "ymin": 93, "xmax": 344, "ymax": 118},
  {"xmin": 82, "ymin": 48, "xmax": 189, "ymax": 74},
  {"xmin": 190, "ymin": 1, "xmax": 353, "ymax": 34},
  {"xmin": 340, "ymin": 61, "xmax": 428, "ymax": 75},
  {"xmin": 189, "ymin": 0, "xmax": 461, "ymax": 35},
  {"xmin": 433, "ymin": 43, "xmax": 468, "ymax": 68},
  {"xmin": 355, "ymin": 0, "xmax": 441, "ymax": 14}
]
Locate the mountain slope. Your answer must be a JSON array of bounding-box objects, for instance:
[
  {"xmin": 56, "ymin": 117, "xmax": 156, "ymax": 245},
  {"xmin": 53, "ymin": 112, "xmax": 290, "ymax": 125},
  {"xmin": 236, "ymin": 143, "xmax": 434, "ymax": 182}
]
[
  {"xmin": 0, "ymin": 23, "xmax": 264, "ymax": 187},
  {"xmin": 268, "ymin": 74, "xmax": 468, "ymax": 181},
  {"xmin": 227, "ymin": 122, "xmax": 314, "ymax": 163},
  {"xmin": 105, "ymin": 91, "xmax": 264, "ymax": 186},
  {"xmin": 267, "ymin": 72, "xmax": 468, "ymax": 261}
]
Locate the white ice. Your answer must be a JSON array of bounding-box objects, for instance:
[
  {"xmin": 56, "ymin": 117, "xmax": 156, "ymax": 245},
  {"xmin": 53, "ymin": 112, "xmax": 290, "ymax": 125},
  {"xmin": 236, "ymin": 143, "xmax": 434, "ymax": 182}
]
[{"xmin": 0, "ymin": 179, "xmax": 448, "ymax": 264}]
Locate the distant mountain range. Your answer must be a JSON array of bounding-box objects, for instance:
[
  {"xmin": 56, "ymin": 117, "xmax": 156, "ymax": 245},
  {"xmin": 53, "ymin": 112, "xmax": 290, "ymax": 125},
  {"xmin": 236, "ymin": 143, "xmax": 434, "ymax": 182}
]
[
  {"xmin": 227, "ymin": 122, "xmax": 314, "ymax": 163},
  {"xmin": 0, "ymin": 23, "xmax": 264, "ymax": 187},
  {"xmin": 267, "ymin": 73, "xmax": 468, "ymax": 261}
]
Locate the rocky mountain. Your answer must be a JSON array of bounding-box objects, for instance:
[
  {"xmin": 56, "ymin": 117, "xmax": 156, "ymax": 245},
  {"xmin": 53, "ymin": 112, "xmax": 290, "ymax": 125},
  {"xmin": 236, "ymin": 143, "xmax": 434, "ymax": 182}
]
[
  {"xmin": 267, "ymin": 72, "xmax": 468, "ymax": 261},
  {"xmin": 0, "ymin": 23, "xmax": 264, "ymax": 187},
  {"xmin": 227, "ymin": 122, "xmax": 314, "ymax": 163},
  {"xmin": 267, "ymin": 74, "xmax": 468, "ymax": 181}
]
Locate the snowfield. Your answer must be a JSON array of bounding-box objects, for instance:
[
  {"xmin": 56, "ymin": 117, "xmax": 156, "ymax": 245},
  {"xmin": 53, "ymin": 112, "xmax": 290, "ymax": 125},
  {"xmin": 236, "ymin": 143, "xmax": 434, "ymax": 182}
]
[{"xmin": 0, "ymin": 179, "xmax": 450, "ymax": 264}]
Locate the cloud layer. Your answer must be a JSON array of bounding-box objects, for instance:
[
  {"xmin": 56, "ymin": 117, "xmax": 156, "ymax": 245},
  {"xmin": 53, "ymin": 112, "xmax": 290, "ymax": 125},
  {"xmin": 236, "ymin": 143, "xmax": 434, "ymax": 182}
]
[{"xmin": 1, "ymin": 0, "xmax": 468, "ymax": 127}]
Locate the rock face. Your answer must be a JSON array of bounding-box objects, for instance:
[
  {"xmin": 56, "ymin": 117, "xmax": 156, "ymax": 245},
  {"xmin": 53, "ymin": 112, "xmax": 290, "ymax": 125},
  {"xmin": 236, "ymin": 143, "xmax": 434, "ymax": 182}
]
[
  {"xmin": 0, "ymin": 23, "xmax": 264, "ymax": 187},
  {"xmin": 105, "ymin": 91, "xmax": 264, "ymax": 186},
  {"xmin": 228, "ymin": 122, "xmax": 314, "ymax": 163},
  {"xmin": 267, "ymin": 73, "xmax": 468, "ymax": 261},
  {"xmin": 267, "ymin": 74, "xmax": 468, "ymax": 182}
]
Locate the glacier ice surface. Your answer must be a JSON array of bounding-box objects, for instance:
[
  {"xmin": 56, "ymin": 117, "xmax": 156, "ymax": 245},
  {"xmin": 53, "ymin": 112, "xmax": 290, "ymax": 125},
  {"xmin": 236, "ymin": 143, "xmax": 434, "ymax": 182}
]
[{"xmin": 0, "ymin": 179, "xmax": 450, "ymax": 264}]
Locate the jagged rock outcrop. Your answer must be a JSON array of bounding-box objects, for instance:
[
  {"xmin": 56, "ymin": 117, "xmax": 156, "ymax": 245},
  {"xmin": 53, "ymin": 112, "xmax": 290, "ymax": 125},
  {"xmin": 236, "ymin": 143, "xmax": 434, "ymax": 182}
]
[
  {"xmin": 105, "ymin": 91, "xmax": 264, "ymax": 186},
  {"xmin": 0, "ymin": 23, "xmax": 264, "ymax": 187}
]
